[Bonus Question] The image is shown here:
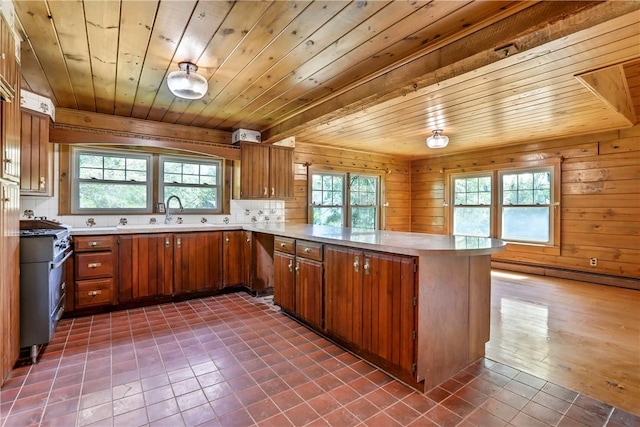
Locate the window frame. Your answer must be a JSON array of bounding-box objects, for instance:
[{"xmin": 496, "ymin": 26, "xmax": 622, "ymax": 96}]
[
  {"xmin": 446, "ymin": 159, "xmax": 561, "ymax": 254},
  {"xmin": 158, "ymin": 155, "xmax": 223, "ymax": 214},
  {"xmin": 71, "ymin": 147, "xmax": 153, "ymax": 214},
  {"xmin": 308, "ymin": 169, "xmax": 382, "ymax": 230},
  {"xmin": 450, "ymin": 172, "xmax": 493, "ymax": 237}
]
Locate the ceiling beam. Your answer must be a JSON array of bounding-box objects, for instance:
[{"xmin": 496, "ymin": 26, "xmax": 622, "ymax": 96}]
[{"xmin": 261, "ymin": 1, "xmax": 640, "ymax": 144}]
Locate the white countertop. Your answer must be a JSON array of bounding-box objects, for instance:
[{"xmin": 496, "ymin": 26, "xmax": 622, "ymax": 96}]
[{"xmin": 72, "ymin": 223, "xmax": 505, "ymax": 256}]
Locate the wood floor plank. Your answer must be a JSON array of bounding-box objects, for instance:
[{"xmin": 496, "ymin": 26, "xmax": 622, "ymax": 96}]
[{"xmin": 487, "ymin": 270, "xmax": 640, "ymax": 415}]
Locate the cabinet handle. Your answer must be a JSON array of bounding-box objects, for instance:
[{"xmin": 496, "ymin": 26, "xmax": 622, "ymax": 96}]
[
  {"xmin": 364, "ymin": 258, "xmax": 370, "ymax": 275},
  {"xmin": 353, "ymin": 256, "xmax": 360, "ymax": 273},
  {"xmin": 271, "ymin": 187, "xmax": 275, "ymax": 197},
  {"xmin": 225, "ymin": 237, "xmax": 230, "ymax": 243},
  {"xmin": 89, "ymin": 241, "xmax": 100, "ymax": 247},
  {"xmin": 39, "ymin": 176, "xmax": 46, "ymax": 189},
  {"xmin": 304, "ymin": 247, "xmax": 311, "ymax": 254},
  {"xmin": 280, "ymin": 242, "xmax": 286, "ymax": 248},
  {"xmin": 176, "ymin": 237, "xmax": 181, "ymax": 248},
  {"xmin": 88, "ymin": 290, "xmax": 102, "ymax": 296},
  {"xmin": 263, "ymin": 187, "xmax": 268, "ymax": 196},
  {"xmin": 87, "ymin": 263, "xmax": 102, "ymax": 268},
  {"xmin": 165, "ymin": 237, "xmax": 170, "ymax": 248},
  {"xmin": 295, "ymin": 261, "xmax": 300, "ymax": 274},
  {"xmin": 288, "ymin": 259, "xmax": 293, "ymax": 272},
  {"xmin": 246, "ymin": 237, "xmax": 251, "ymax": 243}
]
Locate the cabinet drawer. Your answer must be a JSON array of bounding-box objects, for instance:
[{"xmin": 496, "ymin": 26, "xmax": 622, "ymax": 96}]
[
  {"xmin": 76, "ymin": 252, "xmax": 114, "ymax": 279},
  {"xmin": 74, "ymin": 236, "xmax": 115, "ymax": 252},
  {"xmin": 274, "ymin": 237, "xmax": 295, "ymax": 254},
  {"xmin": 75, "ymin": 278, "xmax": 113, "ymax": 308},
  {"xmin": 296, "ymin": 240, "xmax": 323, "ymax": 261}
]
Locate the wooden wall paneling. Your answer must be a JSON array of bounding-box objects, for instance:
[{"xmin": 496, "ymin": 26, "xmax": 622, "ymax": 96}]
[
  {"xmin": 291, "ymin": 142, "xmax": 411, "ymax": 231},
  {"xmin": 411, "ymin": 124, "xmax": 640, "ymax": 282}
]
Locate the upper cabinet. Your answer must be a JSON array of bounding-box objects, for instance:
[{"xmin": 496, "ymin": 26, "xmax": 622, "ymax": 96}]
[
  {"xmin": 0, "ymin": 13, "xmax": 16, "ymax": 102},
  {"xmin": 20, "ymin": 109, "xmax": 52, "ymax": 196},
  {"xmin": 240, "ymin": 143, "xmax": 293, "ymax": 199}
]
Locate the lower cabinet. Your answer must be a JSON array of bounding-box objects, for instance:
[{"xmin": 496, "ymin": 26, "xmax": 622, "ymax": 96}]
[
  {"xmin": 73, "ymin": 236, "xmax": 116, "ymax": 309},
  {"xmin": 118, "ymin": 234, "xmax": 174, "ymax": 301},
  {"xmin": 274, "ymin": 251, "xmax": 295, "ymax": 313},
  {"xmin": 174, "ymin": 232, "xmax": 223, "ymax": 293},
  {"xmin": 324, "ymin": 245, "xmax": 417, "ymax": 384},
  {"xmin": 222, "ymin": 230, "xmax": 252, "ymax": 289}
]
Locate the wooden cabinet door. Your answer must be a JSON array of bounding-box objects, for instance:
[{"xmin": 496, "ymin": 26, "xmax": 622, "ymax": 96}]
[
  {"xmin": 223, "ymin": 231, "xmax": 246, "ymax": 288},
  {"xmin": 0, "ymin": 182, "xmax": 19, "ymax": 385},
  {"xmin": 1, "ymin": 96, "xmax": 20, "ymax": 182},
  {"xmin": 274, "ymin": 251, "xmax": 295, "ymax": 313},
  {"xmin": 20, "ymin": 110, "xmax": 51, "ymax": 195},
  {"xmin": 269, "ymin": 146, "xmax": 293, "ymax": 199},
  {"xmin": 174, "ymin": 232, "xmax": 223, "ymax": 293},
  {"xmin": 240, "ymin": 143, "xmax": 269, "ymax": 198},
  {"xmin": 324, "ymin": 245, "xmax": 363, "ymax": 347},
  {"xmin": 0, "ymin": 17, "xmax": 16, "ymax": 101},
  {"xmin": 118, "ymin": 234, "xmax": 174, "ymax": 301},
  {"xmin": 295, "ymin": 257, "xmax": 323, "ymax": 330},
  {"xmin": 362, "ymin": 252, "xmax": 416, "ymax": 375}
]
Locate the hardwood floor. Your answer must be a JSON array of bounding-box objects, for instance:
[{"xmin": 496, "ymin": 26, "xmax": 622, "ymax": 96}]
[{"xmin": 486, "ymin": 270, "xmax": 640, "ymax": 416}]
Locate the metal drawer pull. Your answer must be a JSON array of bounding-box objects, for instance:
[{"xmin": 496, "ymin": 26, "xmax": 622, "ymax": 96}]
[
  {"xmin": 353, "ymin": 256, "xmax": 360, "ymax": 272},
  {"xmin": 263, "ymin": 187, "xmax": 268, "ymax": 196},
  {"xmin": 304, "ymin": 247, "xmax": 311, "ymax": 253},
  {"xmin": 280, "ymin": 242, "xmax": 286, "ymax": 248},
  {"xmin": 295, "ymin": 261, "xmax": 300, "ymax": 274},
  {"xmin": 165, "ymin": 237, "xmax": 170, "ymax": 247},
  {"xmin": 364, "ymin": 258, "xmax": 370, "ymax": 275},
  {"xmin": 89, "ymin": 241, "xmax": 100, "ymax": 247},
  {"xmin": 271, "ymin": 187, "xmax": 275, "ymax": 196},
  {"xmin": 226, "ymin": 237, "xmax": 230, "ymax": 242},
  {"xmin": 88, "ymin": 263, "xmax": 102, "ymax": 268},
  {"xmin": 288, "ymin": 260, "xmax": 293, "ymax": 272},
  {"xmin": 246, "ymin": 237, "xmax": 251, "ymax": 243},
  {"xmin": 88, "ymin": 290, "xmax": 102, "ymax": 296}
]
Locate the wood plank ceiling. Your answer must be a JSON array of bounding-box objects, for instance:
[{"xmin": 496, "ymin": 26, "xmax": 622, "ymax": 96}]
[{"xmin": 14, "ymin": 1, "xmax": 640, "ymax": 159}]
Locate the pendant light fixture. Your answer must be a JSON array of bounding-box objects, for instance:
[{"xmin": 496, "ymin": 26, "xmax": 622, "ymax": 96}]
[
  {"xmin": 426, "ymin": 129, "xmax": 449, "ymax": 148},
  {"xmin": 167, "ymin": 62, "xmax": 208, "ymax": 100}
]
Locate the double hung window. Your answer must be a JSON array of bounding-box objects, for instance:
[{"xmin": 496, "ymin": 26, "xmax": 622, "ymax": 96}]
[
  {"xmin": 159, "ymin": 156, "xmax": 222, "ymax": 212},
  {"xmin": 310, "ymin": 172, "xmax": 380, "ymax": 230},
  {"xmin": 72, "ymin": 149, "xmax": 152, "ymax": 213},
  {"xmin": 450, "ymin": 163, "xmax": 557, "ymax": 247}
]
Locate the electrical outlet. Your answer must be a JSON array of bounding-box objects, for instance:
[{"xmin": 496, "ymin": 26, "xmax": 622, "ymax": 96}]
[{"xmin": 590, "ymin": 257, "xmax": 598, "ymax": 267}]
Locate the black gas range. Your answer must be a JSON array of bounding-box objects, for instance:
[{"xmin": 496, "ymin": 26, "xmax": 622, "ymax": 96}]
[{"xmin": 19, "ymin": 219, "xmax": 73, "ymax": 363}]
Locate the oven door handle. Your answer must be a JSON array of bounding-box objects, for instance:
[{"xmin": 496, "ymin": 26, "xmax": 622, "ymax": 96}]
[{"xmin": 50, "ymin": 250, "xmax": 73, "ymax": 270}]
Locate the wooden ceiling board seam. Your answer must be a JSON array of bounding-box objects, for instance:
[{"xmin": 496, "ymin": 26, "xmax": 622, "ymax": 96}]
[
  {"xmin": 47, "ymin": 0, "xmax": 95, "ymax": 111},
  {"xmin": 170, "ymin": 1, "xmax": 275, "ymax": 126},
  {"xmin": 150, "ymin": 1, "xmax": 234, "ymax": 123},
  {"xmin": 85, "ymin": 0, "xmax": 122, "ymax": 114},
  {"xmin": 129, "ymin": 0, "xmax": 198, "ymax": 120},
  {"xmin": 186, "ymin": 1, "xmax": 316, "ymax": 128},
  {"xmin": 203, "ymin": 1, "xmax": 352, "ymax": 130},
  {"xmin": 15, "ymin": 0, "xmax": 77, "ymax": 109},
  {"xmin": 114, "ymin": 0, "xmax": 160, "ymax": 117},
  {"xmin": 261, "ymin": 2, "xmax": 635, "ymax": 145},
  {"xmin": 16, "ymin": 23, "xmax": 56, "ymax": 102}
]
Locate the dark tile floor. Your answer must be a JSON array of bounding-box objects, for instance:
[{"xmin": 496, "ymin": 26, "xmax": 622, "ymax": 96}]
[{"xmin": 0, "ymin": 293, "xmax": 638, "ymax": 427}]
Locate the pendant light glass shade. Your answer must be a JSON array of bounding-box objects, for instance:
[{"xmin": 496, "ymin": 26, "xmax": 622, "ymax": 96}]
[
  {"xmin": 426, "ymin": 129, "xmax": 449, "ymax": 148},
  {"xmin": 167, "ymin": 62, "xmax": 208, "ymax": 100}
]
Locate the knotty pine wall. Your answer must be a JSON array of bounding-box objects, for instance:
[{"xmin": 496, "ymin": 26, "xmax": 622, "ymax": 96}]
[
  {"xmin": 411, "ymin": 125, "xmax": 640, "ymax": 286},
  {"xmin": 287, "ymin": 142, "xmax": 412, "ymax": 232}
]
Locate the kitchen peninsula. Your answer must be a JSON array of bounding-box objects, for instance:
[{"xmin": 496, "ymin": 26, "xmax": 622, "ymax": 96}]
[{"xmin": 70, "ymin": 223, "xmax": 505, "ymax": 391}]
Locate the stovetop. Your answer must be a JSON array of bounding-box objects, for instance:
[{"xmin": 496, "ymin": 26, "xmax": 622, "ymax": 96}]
[{"xmin": 20, "ymin": 219, "xmax": 70, "ymax": 238}]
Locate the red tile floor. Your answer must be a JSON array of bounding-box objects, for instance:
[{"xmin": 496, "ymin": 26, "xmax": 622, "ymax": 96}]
[{"xmin": 1, "ymin": 293, "xmax": 638, "ymax": 427}]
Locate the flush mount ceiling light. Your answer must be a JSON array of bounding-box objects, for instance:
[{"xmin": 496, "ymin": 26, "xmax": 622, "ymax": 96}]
[
  {"xmin": 426, "ymin": 129, "xmax": 449, "ymax": 148},
  {"xmin": 167, "ymin": 62, "xmax": 208, "ymax": 100}
]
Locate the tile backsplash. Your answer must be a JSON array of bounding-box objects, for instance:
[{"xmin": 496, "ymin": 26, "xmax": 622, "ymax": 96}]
[
  {"xmin": 20, "ymin": 197, "xmax": 285, "ymax": 228},
  {"xmin": 20, "ymin": 146, "xmax": 285, "ymax": 228}
]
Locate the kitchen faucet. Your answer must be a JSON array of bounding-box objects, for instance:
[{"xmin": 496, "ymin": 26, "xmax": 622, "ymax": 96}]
[{"xmin": 165, "ymin": 195, "xmax": 184, "ymax": 224}]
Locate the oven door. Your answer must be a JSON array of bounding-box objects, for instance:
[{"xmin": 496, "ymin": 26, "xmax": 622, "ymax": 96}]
[{"xmin": 49, "ymin": 249, "xmax": 73, "ymax": 328}]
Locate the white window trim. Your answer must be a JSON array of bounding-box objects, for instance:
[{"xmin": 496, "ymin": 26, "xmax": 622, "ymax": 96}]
[
  {"xmin": 158, "ymin": 155, "xmax": 223, "ymax": 214},
  {"xmin": 71, "ymin": 147, "xmax": 153, "ymax": 214}
]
